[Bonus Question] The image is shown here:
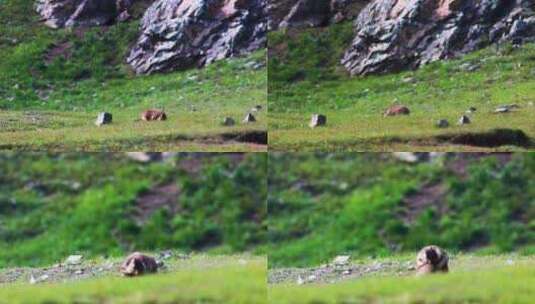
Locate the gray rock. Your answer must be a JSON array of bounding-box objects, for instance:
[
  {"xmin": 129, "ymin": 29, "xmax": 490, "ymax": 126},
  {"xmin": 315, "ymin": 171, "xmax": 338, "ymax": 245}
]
[
  {"xmin": 65, "ymin": 255, "xmax": 83, "ymax": 265},
  {"xmin": 436, "ymin": 119, "xmax": 449, "ymax": 128},
  {"xmin": 458, "ymin": 115, "xmax": 471, "ymax": 125},
  {"xmin": 309, "ymin": 114, "xmax": 327, "ymax": 128},
  {"xmin": 495, "ymin": 107, "xmax": 510, "ymax": 113},
  {"xmin": 342, "ymin": 0, "xmax": 535, "ymax": 76},
  {"xmin": 95, "ymin": 112, "xmax": 112, "ymax": 126},
  {"xmin": 243, "ymin": 113, "xmax": 257, "ymax": 123},
  {"xmin": 36, "ymin": 0, "xmax": 153, "ymax": 28},
  {"xmin": 126, "ymin": 0, "xmax": 267, "ymax": 75},
  {"xmin": 332, "ymin": 255, "xmax": 350, "ymax": 266},
  {"xmin": 222, "ymin": 117, "xmax": 236, "ymax": 126}
]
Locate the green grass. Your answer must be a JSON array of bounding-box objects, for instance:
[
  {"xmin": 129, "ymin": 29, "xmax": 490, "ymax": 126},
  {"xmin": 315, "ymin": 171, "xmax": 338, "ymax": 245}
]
[
  {"xmin": 269, "ymin": 255, "xmax": 535, "ymax": 303},
  {"xmin": 268, "ymin": 24, "xmax": 535, "ymax": 151},
  {"xmin": 0, "ymin": 0, "xmax": 266, "ymax": 151},
  {"xmin": 0, "ymin": 255, "xmax": 267, "ymax": 304},
  {"xmin": 0, "ymin": 153, "xmax": 267, "ymax": 267},
  {"xmin": 268, "ymin": 153, "xmax": 535, "ymax": 268}
]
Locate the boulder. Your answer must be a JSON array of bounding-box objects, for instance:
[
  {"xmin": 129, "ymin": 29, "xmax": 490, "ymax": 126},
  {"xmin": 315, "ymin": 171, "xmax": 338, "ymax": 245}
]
[
  {"xmin": 222, "ymin": 117, "xmax": 236, "ymax": 126},
  {"xmin": 332, "ymin": 255, "xmax": 350, "ymax": 265},
  {"xmin": 436, "ymin": 119, "xmax": 449, "ymax": 128},
  {"xmin": 126, "ymin": 0, "xmax": 267, "ymax": 75},
  {"xmin": 458, "ymin": 115, "xmax": 471, "ymax": 125},
  {"xmin": 342, "ymin": 0, "xmax": 535, "ymax": 76},
  {"xmin": 65, "ymin": 254, "xmax": 83, "ymax": 265},
  {"xmin": 35, "ymin": 0, "xmax": 154, "ymax": 28},
  {"xmin": 243, "ymin": 113, "xmax": 257, "ymax": 123},
  {"xmin": 95, "ymin": 112, "xmax": 112, "ymax": 126},
  {"xmin": 120, "ymin": 252, "xmax": 159, "ymax": 276},
  {"xmin": 309, "ymin": 114, "xmax": 327, "ymax": 128},
  {"xmin": 384, "ymin": 105, "xmax": 410, "ymax": 117}
]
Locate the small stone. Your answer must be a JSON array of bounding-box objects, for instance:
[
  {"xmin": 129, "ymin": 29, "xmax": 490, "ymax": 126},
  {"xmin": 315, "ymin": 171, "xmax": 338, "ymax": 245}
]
[
  {"xmin": 297, "ymin": 276, "xmax": 304, "ymax": 285},
  {"xmin": 243, "ymin": 113, "xmax": 256, "ymax": 123},
  {"xmin": 117, "ymin": 11, "xmax": 131, "ymax": 22},
  {"xmin": 65, "ymin": 255, "xmax": 83, "ymax": 265},
  {"xmin": 74, "ymin": 269, "xmax": 84, "ymax": 275},
  {"xmin": 506, "ymin": 259, "xmax": 514, "ymax": 265},
  {"xmin": 95, "ymin": 112, "xmax": 112, "ymax": 126},
  {"xmin": 307, "ymin": 275, "xmax": 317, "ymax": 282},
  {"xmin": 458, "ymin": 115, "xmax": 471, "ymax": 125},
  {"xmin": 466, "ymin": 107, "xmax": 477, "ymax": 114},
  {"xmin": 309, "ymin": 114, "xmax": 327, "ymax": 128},
  {"xmin": 342, "ymin": 270, "xmax": 351, "ymax": 275},
  {"xmin": 495, "ymin": 107, "xmax": 510, "ymax": 113},
  {"xmin": 222, "ymin": 117, "xmax": 236, "ymax": 126},
  {"xmin": 436, "ymin": 119, "xmax": 449, "ymax": 128},
  {"xmin": 332, "ymin": 255, "xmax": 350, "ymax": 266},
  {"xmin": 30, "ymin": 274, "xmax": 49, "ymax": 284},
  {"xmin": 250, "ymin": 105, "xmax": 263, "ymax": 112}
]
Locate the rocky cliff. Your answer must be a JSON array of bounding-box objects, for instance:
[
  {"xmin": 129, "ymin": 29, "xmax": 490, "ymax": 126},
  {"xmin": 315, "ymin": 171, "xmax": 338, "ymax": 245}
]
[
  {"xmin": 269, "ymin": 0, "xmax": 369, "ymax": 30},
  {"xmin": 36, "ymin": 0, "xmax": 154, "ymax": 28},
  {"xmin": 127, "ymin": 0, "xmax": 267, "ymax": 74},
  {"xmin": 342, "ymin": 0, "xmax": 535, "ymax": 76}
]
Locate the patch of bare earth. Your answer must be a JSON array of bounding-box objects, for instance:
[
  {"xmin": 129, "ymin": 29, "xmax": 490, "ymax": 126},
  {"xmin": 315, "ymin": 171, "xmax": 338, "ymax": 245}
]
[
  {"xmin": 401, "ymin": 183, "xmax": 448, "ymax": 224},
  {"xmin": 44, "ymin": 42, "xmax": 73, "ymax": 64},
  {"xmin": 133, "ymin": 183, "xmax": 180, "ymax": 224}
]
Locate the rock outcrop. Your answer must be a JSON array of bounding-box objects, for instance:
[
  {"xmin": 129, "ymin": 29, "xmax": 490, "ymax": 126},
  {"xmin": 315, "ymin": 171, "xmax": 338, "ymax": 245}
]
[
  {"xmin": 126, "ymin": 0, "xmax": 267, "ymax": 75},
  {"xmin": 342, "ymin": 0, "xmax": 535, "ymax": 76},
  {"xmin": 269, "ymin": 0, "xmax": 369, "ymax": 30},
  {"xmin": 36, "ymin": 0, "xmax": 154, "ymax": 28}
]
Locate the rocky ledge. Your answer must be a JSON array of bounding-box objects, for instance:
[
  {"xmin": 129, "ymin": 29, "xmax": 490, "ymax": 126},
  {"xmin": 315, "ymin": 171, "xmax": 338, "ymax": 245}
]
[
  {"xmin": 36, "ymin": 0, "xmax": 154, "ymax": 28},
  {"xmin": 342, "ymin": 0, "xmax": 535, "ymax": 76},
  {"xmin": 126, "ymin": 0, "xmax": 267, "ymax": 74},
  {"xmin": 269, "ymin": 0, "xmax": 369, "ymax": 30}
]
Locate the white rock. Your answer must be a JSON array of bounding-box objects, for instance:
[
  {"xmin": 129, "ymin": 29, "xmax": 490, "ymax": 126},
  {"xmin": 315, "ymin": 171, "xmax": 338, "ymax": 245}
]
[
  {"xmin": 65, "ymin": 255, "xmax": 83, "ymax": 265},
  {"xmin": 332, "ymin": 255, "xmax": 350, "ymax": 266}
]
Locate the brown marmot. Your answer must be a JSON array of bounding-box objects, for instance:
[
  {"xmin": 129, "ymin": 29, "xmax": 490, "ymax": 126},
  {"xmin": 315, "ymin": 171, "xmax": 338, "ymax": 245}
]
[
  {"xmin": 384, "ymin": 105, "xmax": 410, "ymax": 117},
  {"xmin": 141, "ymin": 109, "xmax": 167, "ymax": 121},
  {"xmin": 415, "ymin": 245, "xmax": 449, "ymax": 275},
  {"xmin": 120, "ymin": 252, "xmax": 159, "ymax": 277}
]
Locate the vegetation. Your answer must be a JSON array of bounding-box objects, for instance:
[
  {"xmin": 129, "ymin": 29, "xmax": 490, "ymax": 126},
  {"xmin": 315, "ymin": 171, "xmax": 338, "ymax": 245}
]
[
  {"xmin": 268, "ymin": 23, "xmax": 535, "ymax": 151},
  {"xmin": 269, "ymin": 254, "xmax": 535, "ymax": 304},
  {"xmin": 0, "ymin": 0, "xmax": 266, "ymax": 151},
  {"xmin": 0, "ymin": 255, "xmax": 267, "ymax": 304},
  {"xmin": 0, "ymin": 153, "xmax": 266, "ymax": 267},
  {"xmin": 268, "ymin": 153, "xmax": 535, "ymax": 268}
]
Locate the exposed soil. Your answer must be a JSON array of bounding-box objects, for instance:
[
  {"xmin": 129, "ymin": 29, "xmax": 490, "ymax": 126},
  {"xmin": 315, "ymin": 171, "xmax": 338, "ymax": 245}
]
[
  {"xmin": 446, "ymin": 153, "xmax": 513, "ymax": 179},
  {"xmin": 44, "ymin": 42, "xmax": 73, "ymax": 64},
  {"xmin": 134, "ymin": 183, "xmax": 180, "ymax": 224},
  {"xmin": 401, "ymin": 183, "xmax": 448, "ymax": 224},
  {"xmin": 436, "ymin": 129, "xmax": 531, "ymax": 148}
]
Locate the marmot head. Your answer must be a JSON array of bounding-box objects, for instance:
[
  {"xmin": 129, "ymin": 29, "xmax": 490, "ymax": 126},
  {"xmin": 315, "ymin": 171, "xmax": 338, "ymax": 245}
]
[{"xmin": 120, "ymin": 252, "xmax": 159, "ymax": 277}]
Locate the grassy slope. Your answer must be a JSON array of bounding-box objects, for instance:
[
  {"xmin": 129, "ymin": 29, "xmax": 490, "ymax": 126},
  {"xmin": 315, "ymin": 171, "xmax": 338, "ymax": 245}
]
[
  {"xmin": 269, "ymin": 255, "xmax": 535, "ymax": 304},
  {"xmin": 0, "ymin": 0, "xmax": 267, "ymax": 151},
  {"xmin": 268, "ymin": 153, "xmax": 535, "ymax": 268},
  {"xmin": 0, "ymin": 255, "xmax": 267, "ymax": 304},
  {"xmin": 0, "ymin": 153, "xmax": 267, "ymax": 268},
  {"xmin": 268, "ymin": 23, "xmax": 535, "ymax": 151}
]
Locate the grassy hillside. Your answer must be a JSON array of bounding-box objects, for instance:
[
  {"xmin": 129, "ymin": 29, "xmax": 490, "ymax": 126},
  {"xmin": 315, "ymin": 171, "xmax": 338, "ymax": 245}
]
[
  {"xmin": 0, "ymin": 0, "xmax": 267, "ymax": 151},
  {"xmin": 0, "ymin": 153, "xmax": 266, "ymax": 267},
  {"xmin": 268, "ymin": 153, "xmax": 535, "ymax": 268},
  {"xmin": 268, "ymin": 23, "xmax": 535, "ymax": 151},
  {"xmin": 0, "ymin": 255, "xmax": 266, "ymax": 304},
  {"xmin": 269, "ymin": 254, "xmax": 535, "ymax": 304}
]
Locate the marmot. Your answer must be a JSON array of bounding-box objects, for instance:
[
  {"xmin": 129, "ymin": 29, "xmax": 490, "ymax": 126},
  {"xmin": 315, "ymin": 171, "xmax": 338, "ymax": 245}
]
[
  {"xmin": 384, "ymin": 105, "xmax": 410, "ymax": 117},
  {"xmin": 120, "ymin": 252, "xmax": 159, "ymax": 276},
  {"xmin": 416, "ymin": 245, "xmax": 449, "ymax": 275},
  {"xmin": 141, "ymin": 109, "xmax": 167, "ymax": 121}
]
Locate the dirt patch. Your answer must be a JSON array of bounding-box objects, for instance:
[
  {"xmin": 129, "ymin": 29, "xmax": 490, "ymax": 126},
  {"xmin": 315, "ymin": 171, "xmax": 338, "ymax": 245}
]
[
  {"xmin": 221, "ymin": 131, "xmax": 267, "ymax": 145},
  {"xmin": 134, "ymin": 183, "xmax": 180, "ymax": 224},
  {"xmin": 436, "ymin": 129, "xmax": 531, "ymax": 148},
  {"xmin": 44, "ymin": 42, "xmax": 73, "ymax": 64},
  {"xmin": 446, "ymin": 153, "xmax": 513, "ymax": 179},
  {"xmin": 401, "ymin": 183, "xmax": 448, "ymax": 224}
]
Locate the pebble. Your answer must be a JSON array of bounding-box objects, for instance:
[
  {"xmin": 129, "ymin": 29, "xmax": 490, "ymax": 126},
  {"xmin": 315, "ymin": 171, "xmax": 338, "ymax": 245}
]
[{"xmin": 309, "ymin": 114, "xmax": 327, "ymax": 128}]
